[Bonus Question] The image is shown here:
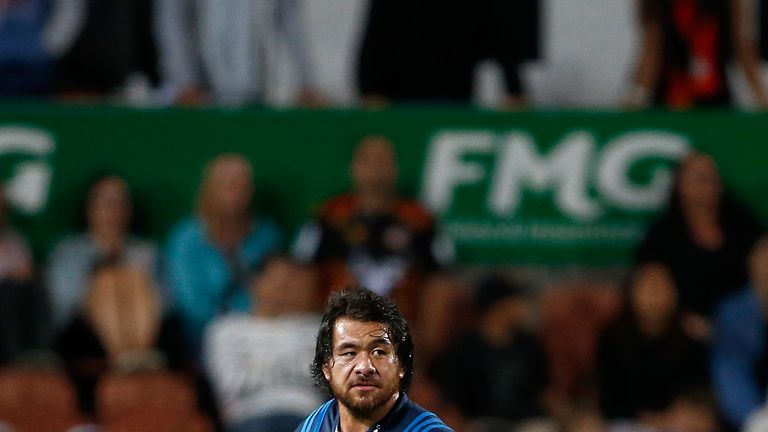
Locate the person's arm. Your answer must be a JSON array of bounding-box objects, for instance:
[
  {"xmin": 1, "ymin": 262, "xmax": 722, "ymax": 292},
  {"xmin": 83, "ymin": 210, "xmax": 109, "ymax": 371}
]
[
  {"xmin": 165, "ymin": 222, "xmax": 215, "ymax": 354},
  {"xmin": 625, "ymin": 0, "xmax": 663, "ymax": 108},
  {"xmin": 711, "ymin": 299, "xmax": 764, "ymax": 428},
  {"xmin": 731, "ymin": 0, "xmax": 768, "ymax": 109}
]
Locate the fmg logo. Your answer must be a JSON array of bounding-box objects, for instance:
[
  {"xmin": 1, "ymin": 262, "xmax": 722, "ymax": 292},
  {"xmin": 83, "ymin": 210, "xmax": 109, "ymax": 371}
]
[
  {"xmin": 0, "ymin": 126, "xmax": 55, "ymax": 214},
  {"xmin": 421, "ymin": 130, "xmax": 690, "ymax": 221}
]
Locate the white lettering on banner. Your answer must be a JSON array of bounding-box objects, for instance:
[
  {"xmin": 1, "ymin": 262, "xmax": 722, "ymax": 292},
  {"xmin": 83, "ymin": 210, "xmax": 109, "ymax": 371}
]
[
  {"xmin": 597, "ymin": 131, "xmax": 690, "ymax": 209},
  {"xmin": 0, "ymin": 127, "xmax": 55, "ymax": 214},
  {"xmin": 490, "ymin": 131, "xmax": 600, "ymax": 220},
  {"xmin": 422, "ymin": 131, "xmax": 495, "ymax": 212},
  {"xmin": 421, "ymin": 129, "xmax": 690, "ymax": 221}
]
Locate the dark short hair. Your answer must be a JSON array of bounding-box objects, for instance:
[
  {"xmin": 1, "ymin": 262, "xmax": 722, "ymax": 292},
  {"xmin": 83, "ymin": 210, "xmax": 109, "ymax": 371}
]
[{"xmin": 310, "ymin": 287, "xmax": 414, "ymax": 396}]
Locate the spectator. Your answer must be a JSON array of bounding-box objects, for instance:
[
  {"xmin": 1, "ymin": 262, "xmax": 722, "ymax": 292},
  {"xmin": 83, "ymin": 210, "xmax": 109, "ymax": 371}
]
[
  {"xmin": 636, "ymin": 151, "xmax": 765, "ymax": 340},
  {"xmin": 46, "ymin": 174, "xmax": 158, "ymax": 335},
  {"xmin": 431, "ymin": 275, "xmax": 550, "ymax": 432},
  {"xmin": 356, "ymin": 0, "xmax": 539, "ymax": 108},
  {"xmin": 294, "ymin": 136, "xmax": 452, "ymax": 314},
  {"xmin": 204, "ymin": 255, "xmax": 321, "ymax": 432},
  {"xmin": 46, "ymin": 0, "xmax": 157, "ymax": 99},
  {"xmin": 154, "ymin": 0, "xmax": 321, "ymax": 106},
  {"xmin": 166, "ymin": 154, "xmax": 281, "ymax": 356},
  {"xmin": 55, "ymin": 259, "xmax": 184, "ymax": 415},
  {"xmin": 625, "ymin": 0, "xmax": 768, "ymax": 109},
  {"xmin": 0, "ymin": 182, "xmax": 45, "ymax": 363},
  {"xmin": 292, "ymin": 136, "xmax": 458, "ymax": 363},
  {"xmin": 0, "ymin": 0, "xmax": 53, "ymax": 96},
  {"xmin": 711, "ymin": 236, "xmax": 768, "ymax": 429},
  {"xmin": 596, "ymin": 263, "xmax": 709, "ymax": 422}
]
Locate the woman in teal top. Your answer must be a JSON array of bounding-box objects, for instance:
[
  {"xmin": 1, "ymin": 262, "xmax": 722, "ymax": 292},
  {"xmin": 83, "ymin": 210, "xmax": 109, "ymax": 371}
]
[{"xmin": 166, "ymin": 154, "xmax": 281, "ymax": 356}]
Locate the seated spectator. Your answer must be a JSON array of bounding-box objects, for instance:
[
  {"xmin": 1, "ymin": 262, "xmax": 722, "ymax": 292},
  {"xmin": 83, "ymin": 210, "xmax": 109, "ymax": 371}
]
[
  {"xmin": 431, "ymin": 275, "xmax": 550, "ymax": 432},
  {"xmin": 46, "ymin": 174, "xmax": 158, "ymax": 335},
  {"xmin": 203, "ymin": 255, "xmax": 321, "ymax": 432},
  {"xmin": 292, "ymin": 136, "xmax": 458, "ymax": 363},
  {"xmin": 55, "ymin": 260, "xmax": 184, "ymax": 416},
  {"xmin": 166, "ymin": 154, "xmax": 281, "ymax": 356},
  {"xmin": 596, "ymin": 263, "xmax": 709, "ymax": 422},
  {"xmin": 0, "ymin": 182, "xmax": 45, "ymax": 363},
  {"xmin": 711, "ymin": 236, "xmax": 768, "ymax": 429},
  {"xmin": 636, "ymin": 151, "xmax": 765, "ymax": 341}
]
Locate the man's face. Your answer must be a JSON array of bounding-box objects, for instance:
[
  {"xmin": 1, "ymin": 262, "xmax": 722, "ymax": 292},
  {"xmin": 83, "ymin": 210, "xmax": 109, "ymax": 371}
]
[
  {"xmin": 323, "ymin": 318, "xmax": 404, "ymax": 417},
  {"xmin": 351, "ymin": 138, "xmax": 398, "ymax": 194}
]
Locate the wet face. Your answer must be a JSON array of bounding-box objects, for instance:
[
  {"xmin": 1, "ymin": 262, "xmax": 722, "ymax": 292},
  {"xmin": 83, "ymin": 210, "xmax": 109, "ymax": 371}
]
[
  {"xmin": 87, "ymin": 176, "xmax": 131, "ymax": 233},
  {"xmin": 351, "ymin": 137, "xmax": 398, "ymax": 194},
  {"xmin": 207, "ymin": 157, "xmax": 253, "ymax": 219},
  {"xmin": 323, "ymin": 318, "xmax": 403, "ymax": 418},
  {"xmin": 678, "ymin": 153, "xmax": 722, "ymax": 210},
  {"xmin": 631, "ymin": 263, "xmax": 678, "ymax": 327}
]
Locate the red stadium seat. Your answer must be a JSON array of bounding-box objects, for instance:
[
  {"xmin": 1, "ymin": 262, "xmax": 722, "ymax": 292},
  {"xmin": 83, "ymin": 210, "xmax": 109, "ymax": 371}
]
[
  {"xmin": 539, "ymin": 282, "xmax": 621, "ymax": 414},
  {"xmin": 96, "ymin": 371, "xmax": 211, "ymax": 432}
]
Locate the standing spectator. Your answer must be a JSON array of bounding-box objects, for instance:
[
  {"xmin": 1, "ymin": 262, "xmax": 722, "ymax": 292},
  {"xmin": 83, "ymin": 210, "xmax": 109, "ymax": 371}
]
[
  {"xmin": 46, "ymin": 174, "xmax": 158, "ymax": 335},
  {"xmin": 711, "ymin": 236, "xmax": 768, "ymax": 429},
  {"xmin": 0, "ymin": 0, "xmax": 53, "ymax": 96},
  {"xmin": 166, "ymin": 154, "xmax": 281, "ymax": 356},
  {"xmin": 625, "ymin": 0, "xmax": 768, "ymax": 108},
  {"xmin": 45, "ymin": 0, "xmax": 157, "ymax": 99},
  {"xmin": 432, "ymin": 275, "xmax": 550, "ymax": 432},
  {"xmin": 204, "ymin": 255, "xmax": 321, "ymax": 432},
  {"xmin": 356, "ymin": 0, "xmax": 539, "ymax": 108},
  {"xmin": 636, "ymin": 152, "xmax": 765, "ymax": 340},
  {"xmin": 0, "ymin": 182, "xmax": 45, "ymax": 363},
  {"xmin": 596, "ymin": 263, "xmax": 710, "ymax": 422},
  {"xmin": 154, "ymin": 0, "xmax": 321, "ymax": 106}
]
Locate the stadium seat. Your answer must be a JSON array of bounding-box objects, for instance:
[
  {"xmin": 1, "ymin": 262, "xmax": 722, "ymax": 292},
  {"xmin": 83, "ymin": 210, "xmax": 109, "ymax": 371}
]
[
  {"xmin": 96, "ymin": 371, "xmax": 211, "ymax": 432},
  {"xmin": 538, "ymin": 282, "xmax": 621, "ymax": 413}
]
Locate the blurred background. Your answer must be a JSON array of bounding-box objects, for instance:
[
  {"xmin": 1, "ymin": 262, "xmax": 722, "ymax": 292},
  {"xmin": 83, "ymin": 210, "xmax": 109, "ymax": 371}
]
[{"xmin": 1, "ymin": 0, "xmax": 768, "ymax": 431}]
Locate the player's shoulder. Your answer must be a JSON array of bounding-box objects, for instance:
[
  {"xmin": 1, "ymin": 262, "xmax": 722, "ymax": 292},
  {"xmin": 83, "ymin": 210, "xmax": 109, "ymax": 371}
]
[
  {"xmin": 295, "ymin": 399, "xmax": 336, "ymax": 432},
  {"xmin": 399, "ymin": 397, "xmax": 453, "ymax": 431}
]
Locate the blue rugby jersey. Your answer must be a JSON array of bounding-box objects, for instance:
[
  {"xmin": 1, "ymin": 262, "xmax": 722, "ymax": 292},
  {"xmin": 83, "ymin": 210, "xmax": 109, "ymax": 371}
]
[{"xmin": 295, "ymin": 393, "xmax": 453, "ymax": 432}]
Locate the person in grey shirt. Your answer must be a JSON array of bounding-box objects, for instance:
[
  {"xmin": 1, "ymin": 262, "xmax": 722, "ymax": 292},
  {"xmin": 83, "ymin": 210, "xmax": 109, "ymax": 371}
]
[{"xmin": 46, "ymin": 174, "xmax": 158, "ymax": 334}]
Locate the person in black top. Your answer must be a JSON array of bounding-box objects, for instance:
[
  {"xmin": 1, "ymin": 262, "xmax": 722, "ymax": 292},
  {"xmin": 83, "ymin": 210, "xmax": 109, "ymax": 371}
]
[
  {"xmin": 356, "ymin": 0, "xmax": 539, "ymax": 108},
  {"xmin": 596, "ymin": 263, "xmax": 710, "ymax": 422},
  {"xmin": 636, "ymin": 152, "xmax": 765, "ymax": 340},
  {"xmin": 432, "ymin": 275, "xmax": 549, "ymax": 431}
]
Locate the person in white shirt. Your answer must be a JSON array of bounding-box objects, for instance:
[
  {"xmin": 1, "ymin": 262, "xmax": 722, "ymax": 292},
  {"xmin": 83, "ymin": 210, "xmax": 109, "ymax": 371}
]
[{"xmin": 204, "ymin": 254, "xmax": 322, "ymax": 432}]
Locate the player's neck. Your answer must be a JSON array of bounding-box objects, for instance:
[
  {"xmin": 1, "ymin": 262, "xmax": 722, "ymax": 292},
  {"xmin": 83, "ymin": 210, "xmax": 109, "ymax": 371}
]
[{"xmin": 338, "ymin": 392, "xmax": 399, "ymax": 432}]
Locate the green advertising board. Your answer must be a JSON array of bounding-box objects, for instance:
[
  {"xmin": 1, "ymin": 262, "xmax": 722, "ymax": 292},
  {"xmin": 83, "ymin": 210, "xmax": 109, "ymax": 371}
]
[{"xmin": 0, "ymin": 104, "xmax": 766, "ymax": 266}]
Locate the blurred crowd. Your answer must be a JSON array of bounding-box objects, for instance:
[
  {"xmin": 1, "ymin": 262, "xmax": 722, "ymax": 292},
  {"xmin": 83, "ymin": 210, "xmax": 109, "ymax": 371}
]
[
  {"xmin": 1, "ymin": 0, "xmax": 768, "ymax": 109},
  {"xmin": 2, "ymin": 0, "xmax": 768, "ymax": 431},
  {"xmin": 0, "ymin": 136, "xmax": 765, "ymax": 432}
]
